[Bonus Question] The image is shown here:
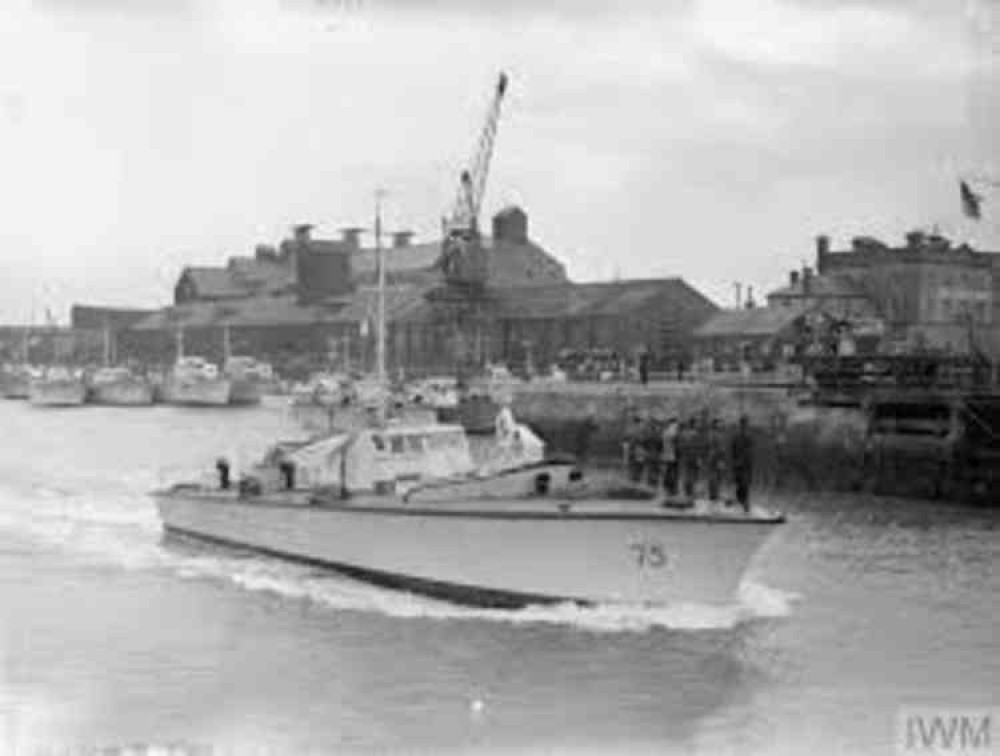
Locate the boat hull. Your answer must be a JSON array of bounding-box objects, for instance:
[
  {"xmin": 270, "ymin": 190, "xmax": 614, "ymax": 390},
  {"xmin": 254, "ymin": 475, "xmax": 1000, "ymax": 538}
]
[
  {"xmin": 228, "ymin": 377, "xmax": 262, "ymax": 406},
  {"xmin": 160, "ymin": 378, "xmax": 231, "ymax": 407},
  {"xmin": 155, "ymin": 492, "xmax": 780, "ymax": 607},
  {"xmin": 89, "ymin": 379, "xmax": 154, "ymax": 406},
  {"xmin": 29, "ymin": 379, "xmax": 87, "ymax": 407},
  {"xmin": 1, "ymin": 375, "xmax": 30, "ymax": 400}
]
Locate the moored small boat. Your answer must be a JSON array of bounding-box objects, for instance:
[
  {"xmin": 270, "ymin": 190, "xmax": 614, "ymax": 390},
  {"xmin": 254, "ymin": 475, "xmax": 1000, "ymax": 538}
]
[
  {"xmin": 224, "ymin": 356, "xmax": 273, "ymax": 406},
  {"xmin": 88, "ymin": 366, "xmax": 155, "ymax": 406},
  {"xmin": 1, "ymin": 364, "xmax": 36, "ymax": 400},
  {"xmin": 29, "ymin": 366, "xmax": 87, "ymax": 407},
  {"xmin": 160, "ymin": 356, "xmax": 231, "ymax": 407},
  {"xmin": 406, "ymin": 376, "xmax": 461, "ymax": 423},
  {"xmin": 154, "ymin": 418, "xmax": 784, "ymax": 608}
]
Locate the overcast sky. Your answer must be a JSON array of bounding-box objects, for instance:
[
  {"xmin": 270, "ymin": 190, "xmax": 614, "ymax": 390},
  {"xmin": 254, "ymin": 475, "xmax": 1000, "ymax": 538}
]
[{"xmin": 0, "ymin": 0, "xmax": 997, "ymax": 322}]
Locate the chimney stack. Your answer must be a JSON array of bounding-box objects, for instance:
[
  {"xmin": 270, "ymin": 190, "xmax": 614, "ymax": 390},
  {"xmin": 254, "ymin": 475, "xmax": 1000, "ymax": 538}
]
[
  {"xmin": 391, "ymin": 231, "xmax": 414, "ymax": 249},
  {"xmin": 255, "ymin": 244, "xmax": 277, "ymax": 262},
  {"xmin": 293, "ymin": 224, "xmax": 314, "ymax": 243},
  {"xmin": 802, "ymin": 266, "xmax": 814, "ymax": 296},
  {"xmin": 340, "ymin": 227, "xmax": 364, "ymax": 250},
  {"xmin": 816, "ymin": 234, "xmax": 830, "ymax": 272},
  {"xmin": 905, "ymin": 230, "xmax": 925, "ymax": 249},
  {"xmin": 790, "ymin": 270, "xmax": 800, "ymax": 286}
]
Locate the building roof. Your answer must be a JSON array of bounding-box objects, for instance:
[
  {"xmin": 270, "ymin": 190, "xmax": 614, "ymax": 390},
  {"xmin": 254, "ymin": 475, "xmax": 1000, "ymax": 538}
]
[
  {"xmin": 132, "ymin": 296, "xmax": 339, "ymax": 330},
  {"xmin": 70, "ymin": 305, "xmax": 158, "ymax": 330},
  {"xmin": 177, "ymin": 253, "xmax": 296, "ymax": 301},
  {"xmin": 493, "ymin": 205, "xmax": 526, "ymax": 219},
  {"xmin": 329, "ymin": 284, "xmax": 435, "ymax": 324},
  {"xmin": 767, "ymin": 273, "xmax": 867, "ymax": 300},
  {"xmin": 226, "ymin": 256, "xmax": 296, "ymax": 289},
  {"xmin": 133, "ymin": 284, "xmax": 435, "ymax": 331},
  {"xmin": 488, "ymin": 278, "xmax": 713, "ymax": 320},
  {"xmin": 352, "ymin": 241, "xmax": 443, "ymax": 278},
  {"xmin": 694, "ymin": 304, "xmax": 811, "ymax": 338},
  {"xmin": 351, "ymin": 236, "xmax": 568, "ymax": 285}
]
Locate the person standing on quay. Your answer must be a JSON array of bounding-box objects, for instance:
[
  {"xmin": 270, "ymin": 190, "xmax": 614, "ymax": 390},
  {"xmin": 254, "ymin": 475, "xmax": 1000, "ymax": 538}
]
[
  {"xmin": 706, "ymin": 418, "xmax": 726, "ymax": 501},
  {"xmin": 661, "ymin": 415, "xmax": 680, "ymax": 495},
  {"xmin": 731, "ymin": 415, "xmax": 754, "ymax": 511}
]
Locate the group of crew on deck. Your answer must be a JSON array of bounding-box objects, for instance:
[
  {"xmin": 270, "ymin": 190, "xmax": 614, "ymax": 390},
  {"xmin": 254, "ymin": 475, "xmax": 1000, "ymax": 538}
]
[{"xmin": 622, "ymin": 411, "xmax": 754, "ymax": 511}]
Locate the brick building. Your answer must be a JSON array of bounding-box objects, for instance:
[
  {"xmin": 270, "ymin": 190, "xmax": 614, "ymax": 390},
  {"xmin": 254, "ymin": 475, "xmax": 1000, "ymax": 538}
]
[
  {"xmin": 813, "ymin": 231, "xmax": 999, "ymax": 358},
  {"xmin": 694, "ymin": 229, "xmax": 1000, "ymax": 372},
  {"xmin": 98, "ymin": 205, "xmax": 716, "ymax": 377}
]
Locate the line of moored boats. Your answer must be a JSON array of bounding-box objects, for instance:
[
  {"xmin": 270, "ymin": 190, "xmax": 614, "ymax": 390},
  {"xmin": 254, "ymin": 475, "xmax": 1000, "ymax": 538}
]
[{"xmin": 0, "ymin": 355, "xmax": 276, "ymax": 408}]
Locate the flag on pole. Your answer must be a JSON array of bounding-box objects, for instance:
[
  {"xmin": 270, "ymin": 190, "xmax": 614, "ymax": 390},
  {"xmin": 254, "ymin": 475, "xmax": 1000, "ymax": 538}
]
[{"xmin": 960, "ymin": 180, "xmax": 982, "ymax": 220}]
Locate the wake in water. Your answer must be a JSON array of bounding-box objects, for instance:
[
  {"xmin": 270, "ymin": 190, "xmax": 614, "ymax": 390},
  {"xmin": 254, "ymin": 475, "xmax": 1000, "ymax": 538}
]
[{"xmin": 0, "ymin": 476, "xmax": 798, "ymax": 634}]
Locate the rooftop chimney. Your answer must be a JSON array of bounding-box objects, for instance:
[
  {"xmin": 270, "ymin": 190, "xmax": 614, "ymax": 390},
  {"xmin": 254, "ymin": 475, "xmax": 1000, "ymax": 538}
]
[
  {"xmin": 905, "ymin": 230, "xmax": 925, "ymax": 249},
  {"xmin": 391, "ymin": 231, "xmax": 414, "ymax": 249},
  {"xmin": 254, "ymin": 244, "xmax": 277, "ymax": 262},
  {"xmin": 802, "ymin": 266, "xmax": 814, "ymax": 295},
  {"xmin": 340, "ymin": 227, "xmax": 364, "ymax": 250},
  {"xmin": 816, "ymin": 234, "xmax": 830, "ymax": 272},
  {"xmin": 789, "ymin": 270, "xmax": 800, "ymax": 287},
  {"xmin": 293, "ymin": 224, "xmax": 314, "ymax": 243}
]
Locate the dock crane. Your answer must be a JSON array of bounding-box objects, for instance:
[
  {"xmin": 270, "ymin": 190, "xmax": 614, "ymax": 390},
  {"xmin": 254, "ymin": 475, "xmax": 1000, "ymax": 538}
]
[{"xmin": 439, "ymin": 71, "xmax": 509, "ymax": 288}]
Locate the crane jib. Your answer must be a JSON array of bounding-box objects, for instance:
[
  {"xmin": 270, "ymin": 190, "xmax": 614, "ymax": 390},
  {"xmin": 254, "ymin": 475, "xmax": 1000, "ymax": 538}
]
[{"xmin": 446, "ymin": 71, "xmax": 510, "ymax": 235}]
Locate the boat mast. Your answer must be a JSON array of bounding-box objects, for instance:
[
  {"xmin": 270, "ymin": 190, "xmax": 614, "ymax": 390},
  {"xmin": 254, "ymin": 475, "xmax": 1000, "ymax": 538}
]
[
  {"xmin": 102, "ymin": 317, "xmax": 112, "ymax": 366},
  {"xmin": 222, "ymin": 323, "xmax": 232, "ymax": 365},
  {"xmin": 375, "ymin": 188, "xmax": 386, "ymax": 386}
]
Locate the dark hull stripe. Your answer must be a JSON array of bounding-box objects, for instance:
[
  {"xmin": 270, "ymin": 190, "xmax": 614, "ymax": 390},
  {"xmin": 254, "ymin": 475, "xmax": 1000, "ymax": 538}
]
[
  {"xmin": 157, "ymin": 492, "xmax": 785, "ymax": 525},
  {"xmin": 163, "ymin": 525, "xmax": 575, "ymax": 609}
]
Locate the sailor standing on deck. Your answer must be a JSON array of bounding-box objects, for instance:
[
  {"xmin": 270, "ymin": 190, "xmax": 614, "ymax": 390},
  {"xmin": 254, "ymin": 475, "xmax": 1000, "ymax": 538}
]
[
  {"xmin": 575, "ymin": 402, "xmax": 600, "ymax": 465},
  {"xmin": 623, "ymin": 412, "xmax": 646, "ymax": 482},
  {"xmin": 678, "ymin": 418, "xmax": 699, "ymax": 498},
  {"xmin": 642, "ymin": 412, "xmax": 663, "ymax": 486},
  {"xmin": 731, "ymin": 415, "xmax": 754, "ymax": 511},
  {"xmin": 706, "ymin": 419, "xmax": 726, "ymax": 501},
  {"xmin": 661, "ymin": 416, "xmax": 680, "ymax": 495}
]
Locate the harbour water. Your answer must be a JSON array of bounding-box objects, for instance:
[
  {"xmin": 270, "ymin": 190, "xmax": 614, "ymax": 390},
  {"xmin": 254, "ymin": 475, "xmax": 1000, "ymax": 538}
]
[{"xmin": 0, "ymin": 402, "xmax": 996, "ymax": 755}]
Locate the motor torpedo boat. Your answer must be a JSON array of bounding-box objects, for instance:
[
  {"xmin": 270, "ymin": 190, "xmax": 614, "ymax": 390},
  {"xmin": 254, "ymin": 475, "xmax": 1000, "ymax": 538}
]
[{"xmin": 153, "ymin": 419, "xmax": 784, "ymax": 608}]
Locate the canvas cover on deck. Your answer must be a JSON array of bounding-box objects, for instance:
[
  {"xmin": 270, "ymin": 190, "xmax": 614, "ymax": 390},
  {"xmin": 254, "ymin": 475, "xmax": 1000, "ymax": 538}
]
[
  {"xmin": 343, "ymin": 426, "xmax": 475, "ymax": 492},
  {"xmin": 265, "ymin": 435, "xmax": 352, "ymax": 490}
]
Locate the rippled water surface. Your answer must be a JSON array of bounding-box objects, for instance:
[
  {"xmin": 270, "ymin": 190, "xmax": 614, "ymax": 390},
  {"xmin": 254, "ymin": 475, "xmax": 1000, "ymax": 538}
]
[{"xmin": 0, "ymin": 401, "xmax": 996, "ymax": 755}]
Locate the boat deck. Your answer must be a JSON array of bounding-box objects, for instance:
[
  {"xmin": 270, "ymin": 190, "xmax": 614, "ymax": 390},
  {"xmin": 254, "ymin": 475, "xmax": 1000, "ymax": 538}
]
[{"xmin": 159, "ymin": 483, "xmax": 784, "ymax": 524}]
